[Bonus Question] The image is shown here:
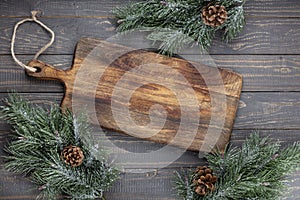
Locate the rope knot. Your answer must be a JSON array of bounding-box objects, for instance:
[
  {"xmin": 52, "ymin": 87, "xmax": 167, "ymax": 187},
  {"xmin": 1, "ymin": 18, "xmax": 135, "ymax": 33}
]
[{"xmin": 31, "ymin": 11, "xmax": 38, "ymax": 20}]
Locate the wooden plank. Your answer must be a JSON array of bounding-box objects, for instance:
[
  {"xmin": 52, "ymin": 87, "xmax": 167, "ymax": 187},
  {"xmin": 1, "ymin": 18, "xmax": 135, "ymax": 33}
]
[
  {"xmin": 1, "ymin": 55, "xmax": 300, "ymax": 92},
  {"xmin": 0, "ymin": 168, "xmax": 180, "ymax": 200},
  {"xmin": 1, "ymin": 18, "xmax": 300, "ymax": 55},
  {"xmin": 231, "ymin": 130, "xmax": 300, "ymax": 148},
  {"xmin": 93, "ymin": 130, "xmax": 300, "ymax": 151},
  {"xmin": 1, "ymin": 169, "xmax": 299, "ymax": 200},
  {"xmin": 246, "ymin": 0, "xmax": 300, "ymax": 18},
  {"xmin": 0, "ymin": 0, "xmax": 139, "ymax": 17},
  {"xmin": 1, "ymin": 92, "xmax": 300, "ymax": 130},
  {"xmin": 212, "ymin": 55, "xmax": 300, "ymax": 92},
  {"xmin": 234, "ymin": 92, "xmax": 300, "ymax": 129},
  {"xmin": 210, "ymin": 18, "xmax": 300, "ymax": 54},
  {"xmin": 0, "ymin": 0, "xmax": 299, "ymax": 18}
]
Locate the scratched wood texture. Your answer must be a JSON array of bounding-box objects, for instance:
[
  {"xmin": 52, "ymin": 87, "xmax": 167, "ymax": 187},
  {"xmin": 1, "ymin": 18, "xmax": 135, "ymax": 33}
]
[{"xmin": 0, "ymin": 0, "xmax": 299, "ymax": 199}]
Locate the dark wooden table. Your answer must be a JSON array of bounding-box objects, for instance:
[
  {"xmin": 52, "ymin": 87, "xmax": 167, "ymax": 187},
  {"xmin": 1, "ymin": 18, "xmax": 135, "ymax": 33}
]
[{"xmin": 0, "ymin": 0, "xmax": 300, "ymax": 199}]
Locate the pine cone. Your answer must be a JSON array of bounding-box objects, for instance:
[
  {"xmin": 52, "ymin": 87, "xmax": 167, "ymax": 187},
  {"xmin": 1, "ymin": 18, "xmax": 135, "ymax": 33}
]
[
  {"xmin": 62, "ymin": 145, "xmax": 84, "ymax": 167},
  {"xmin": 201, "ymin": 5, "xmax": 228, "ymax": 27},
  {"xmin": 193, "ymin": 166, "xmax": 217, "ymax": 196}
]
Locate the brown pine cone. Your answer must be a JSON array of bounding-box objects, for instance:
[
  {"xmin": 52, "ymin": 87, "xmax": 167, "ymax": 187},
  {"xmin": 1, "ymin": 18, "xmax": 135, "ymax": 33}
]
[
  {"xmin": 193, "ymin": 166, "xmax": 217, "ymax": 196},
  {"xmin": 201, "ymin": 5, "xmax": 228, "ymax": 27},
  {"xmin": 62, "ymin": 145, "xmax": 84, "ymax": 167}
]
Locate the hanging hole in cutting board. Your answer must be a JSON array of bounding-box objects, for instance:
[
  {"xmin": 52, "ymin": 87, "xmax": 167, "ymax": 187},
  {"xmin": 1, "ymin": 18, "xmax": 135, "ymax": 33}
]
[{"xmin": 32, "ymin": 66, "xmax": 42, "ymax": 73}]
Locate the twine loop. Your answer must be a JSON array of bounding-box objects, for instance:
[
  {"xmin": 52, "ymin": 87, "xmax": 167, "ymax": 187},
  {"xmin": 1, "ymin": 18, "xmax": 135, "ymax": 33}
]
[{"xmin": 11, "ymin": 11, "xmax": 55, "ymax": 72}]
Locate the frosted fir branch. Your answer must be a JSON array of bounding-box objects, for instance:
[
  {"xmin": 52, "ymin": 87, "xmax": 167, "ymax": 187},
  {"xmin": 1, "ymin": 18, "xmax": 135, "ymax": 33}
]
[
  {"xmin": 113, "ymin": 0, "xmax": 248, "ymax": 55},
  {"xmin": 72, "ymin": 116, "xmax": 81, "ymax": 146},
  {"xmin": 1, "ymin": 94, "xmax": 119, "ymax": 200},
  {"xmin": 174, "ymin": 133, "xmax": 300, "ymax": 200},
  {"xmin": 147, "ymin": 28, "xmax": 195, "ymax": 54},
  {"xmin": 223, "ymin": 5, "xmax": 245, "ymax": 42}
]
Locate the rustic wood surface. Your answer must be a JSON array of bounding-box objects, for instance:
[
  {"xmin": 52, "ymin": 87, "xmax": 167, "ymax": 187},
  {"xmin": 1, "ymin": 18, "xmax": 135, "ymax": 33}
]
[{"xmin": 0, "ymin": 0, "xmax": 299, "ymax": 199}]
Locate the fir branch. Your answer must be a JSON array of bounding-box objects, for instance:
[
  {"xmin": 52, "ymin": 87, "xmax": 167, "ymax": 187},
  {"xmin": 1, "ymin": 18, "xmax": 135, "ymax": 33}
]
[
  {"xmin": 223, "ymin": 5, "xmax": 245, "ymax": 42},
  {"xmin": 1, "ymin": 94, "xmax": 119, "ymax": 200},
  {"xmin": 174, "ymin": 133, "xmax": 300, "ymax": 200},
  {"xmin": 113, "ymin": 0, "xmax": 247, "ymax": 55},
  {"xmin": 174, "ymin": 170, "xmax": 195, "ymax": 200},
  {"xmin": 146, "ymin": 28, "xmax": 195, "ymax": 55}
]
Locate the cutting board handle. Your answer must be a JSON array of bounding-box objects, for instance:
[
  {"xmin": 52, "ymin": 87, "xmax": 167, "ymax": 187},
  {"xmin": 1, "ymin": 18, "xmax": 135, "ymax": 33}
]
[{"xmin": 26, "ymin": 59, "xmax": 68, "ymax": 82}]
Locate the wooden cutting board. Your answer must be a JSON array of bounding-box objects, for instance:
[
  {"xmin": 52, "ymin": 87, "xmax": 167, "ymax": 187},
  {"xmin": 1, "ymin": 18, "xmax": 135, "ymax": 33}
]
[{"xmin": 26, "ymin": 38, "xmax": 242, "ymax": 152}]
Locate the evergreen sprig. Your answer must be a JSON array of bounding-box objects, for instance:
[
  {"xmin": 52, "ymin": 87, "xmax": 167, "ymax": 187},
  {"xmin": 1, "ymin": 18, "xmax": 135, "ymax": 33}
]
[
  {"xmin": 113, "ymin": 0, "xmax": 247, "ymax": 54},
  {"xmin": 1, "ymin": 94, "xmax": 119, "ymax": 200},
  {"xmin": 174, "ymin": 133, "xmax": 300, "ymax": 200}
]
